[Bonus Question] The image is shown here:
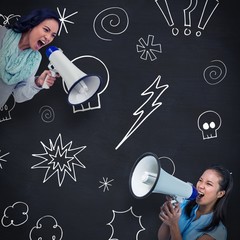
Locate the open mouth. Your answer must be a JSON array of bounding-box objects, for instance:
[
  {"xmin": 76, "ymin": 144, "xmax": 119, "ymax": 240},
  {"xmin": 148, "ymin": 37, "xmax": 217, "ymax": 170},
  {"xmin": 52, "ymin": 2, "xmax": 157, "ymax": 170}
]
[
  {"xmin": 197, "ymin": 192, "xmax": 204, "ymax": 199},
  {"xmin": 37, "ymin": 40, "xmax": 45, "ymax": 48}
]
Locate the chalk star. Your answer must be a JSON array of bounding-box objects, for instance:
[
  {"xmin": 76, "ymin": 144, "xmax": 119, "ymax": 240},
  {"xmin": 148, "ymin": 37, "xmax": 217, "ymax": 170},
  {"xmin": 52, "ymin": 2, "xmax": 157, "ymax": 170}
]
[
  {"xmin": 99, "ymin": 177, "xmax": 114, "ymax": 192},
  {"xmin": 57, "ymin": 7, "xmax": 78, "ymax": 36}
]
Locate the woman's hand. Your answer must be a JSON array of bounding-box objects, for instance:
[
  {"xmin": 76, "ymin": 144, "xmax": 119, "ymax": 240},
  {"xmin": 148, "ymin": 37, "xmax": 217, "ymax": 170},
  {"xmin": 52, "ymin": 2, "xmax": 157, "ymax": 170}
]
[
  {"xmin": 35, "ymin": 70, "xmax": 60, "ymax": 88},
  {"xmin": 159, "ymin": 199, "xmax": 181, "ymax": 227}
]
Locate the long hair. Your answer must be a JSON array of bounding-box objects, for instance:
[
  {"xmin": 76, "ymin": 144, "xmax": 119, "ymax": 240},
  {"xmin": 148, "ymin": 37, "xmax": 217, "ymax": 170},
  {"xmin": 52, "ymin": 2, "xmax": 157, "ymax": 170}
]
[
  {"xmin": 6, "ymin": 8, "xmax": 60, "ymax": 33},
  {"xmin": 185, "ymin": 164, "xmax": 233, "ymax": 232}
]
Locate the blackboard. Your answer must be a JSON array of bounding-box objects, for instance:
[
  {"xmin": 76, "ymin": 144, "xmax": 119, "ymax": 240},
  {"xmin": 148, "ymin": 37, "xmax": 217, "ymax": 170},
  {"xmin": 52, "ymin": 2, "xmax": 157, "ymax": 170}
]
[{"xmin": 0, "ymin": 0, "xmax": 239, "ymax": 239}]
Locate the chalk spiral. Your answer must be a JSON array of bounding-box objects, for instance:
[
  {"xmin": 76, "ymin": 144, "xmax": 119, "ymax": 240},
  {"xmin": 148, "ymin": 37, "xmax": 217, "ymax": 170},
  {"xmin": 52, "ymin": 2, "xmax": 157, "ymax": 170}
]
[
  {"xmin": 93, "ymin": 7, "xmax": 129, "ymax": 41},
  {"xmin": 203, "ymin": 60, "xmax": 227, "ymax": 85},
  {"xmin": 39, "ymin": 106, "xmax": 55, "ymax": 123}
]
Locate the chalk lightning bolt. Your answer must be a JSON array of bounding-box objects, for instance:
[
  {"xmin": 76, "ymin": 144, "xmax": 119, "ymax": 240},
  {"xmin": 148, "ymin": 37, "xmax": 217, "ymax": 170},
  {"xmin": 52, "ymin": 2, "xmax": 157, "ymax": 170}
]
[{"xmin": 115, "ymin": 75, "xmax": 169, "ymax": 150}]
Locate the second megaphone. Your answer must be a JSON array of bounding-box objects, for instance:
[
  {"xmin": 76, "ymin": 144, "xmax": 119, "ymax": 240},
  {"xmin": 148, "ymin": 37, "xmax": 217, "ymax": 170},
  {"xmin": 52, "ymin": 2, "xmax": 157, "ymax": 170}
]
[
  {"xmin": 44, "ymin": 46, "xmax": 101, "ymax": 105},
  {"xmin": 129, "ymin": 152, "xmax": 198, "ymax": 202}
]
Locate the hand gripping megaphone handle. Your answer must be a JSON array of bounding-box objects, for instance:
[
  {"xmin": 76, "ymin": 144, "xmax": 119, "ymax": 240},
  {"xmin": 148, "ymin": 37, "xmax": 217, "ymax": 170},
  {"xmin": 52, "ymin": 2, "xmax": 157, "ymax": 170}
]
[{"xmin": 42, "ymin": 63, "xmax": 57, "ymax": 89}]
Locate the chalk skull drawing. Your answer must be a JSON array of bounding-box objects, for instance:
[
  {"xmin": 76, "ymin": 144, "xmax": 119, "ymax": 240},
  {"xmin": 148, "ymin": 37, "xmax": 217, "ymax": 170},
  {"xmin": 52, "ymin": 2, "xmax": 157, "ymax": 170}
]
[
  {"xmin": 0, "ymin": 95, "xmax": 15, "ymax": 122},
  {"xmin": 197, "ymin": 110, "xmax": 222, "ymax": 140}
]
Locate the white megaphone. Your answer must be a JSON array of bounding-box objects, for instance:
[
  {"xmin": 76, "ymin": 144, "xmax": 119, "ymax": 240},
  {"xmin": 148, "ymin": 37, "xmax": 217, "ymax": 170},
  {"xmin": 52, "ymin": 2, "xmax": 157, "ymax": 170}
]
[
  {"xmin": 43, "ymin": 46, "xmax": 101, "ymax": 105},
  {"xmin": 129, "ymin": 152, "xmax": 198, "ymax": 202}
]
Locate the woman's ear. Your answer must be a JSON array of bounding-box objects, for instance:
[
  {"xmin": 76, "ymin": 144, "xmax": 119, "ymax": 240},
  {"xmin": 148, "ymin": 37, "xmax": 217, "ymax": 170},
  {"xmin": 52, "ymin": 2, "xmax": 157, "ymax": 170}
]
[{"xmin": 217, "ymin": 190, "xmax": 225, "ymax": 198}]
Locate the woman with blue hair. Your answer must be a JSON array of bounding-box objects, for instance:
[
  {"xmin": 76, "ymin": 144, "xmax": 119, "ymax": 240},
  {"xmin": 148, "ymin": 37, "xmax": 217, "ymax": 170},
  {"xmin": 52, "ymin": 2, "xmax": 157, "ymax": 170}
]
[{"xmin": 0, "ymin": 8, "xmax": 60, "ymax": 108}]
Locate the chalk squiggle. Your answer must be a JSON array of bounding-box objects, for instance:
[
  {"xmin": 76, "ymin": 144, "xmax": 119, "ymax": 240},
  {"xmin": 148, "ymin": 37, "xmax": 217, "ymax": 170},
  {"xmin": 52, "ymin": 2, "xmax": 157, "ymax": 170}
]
[
  {"xmin": 39, "ymin": 105, "xmax": 55, "ymax": 123},
  {"xmin": 203, "ymin": 60, "xmax": 227, "ymax": 85},
  {"xmin": 93, "ymin": 7, "xmax": 129, "ymax": 41},
  {"xmin": 0, "ymin": 13, "xmax": 20, "ymax": 26}
]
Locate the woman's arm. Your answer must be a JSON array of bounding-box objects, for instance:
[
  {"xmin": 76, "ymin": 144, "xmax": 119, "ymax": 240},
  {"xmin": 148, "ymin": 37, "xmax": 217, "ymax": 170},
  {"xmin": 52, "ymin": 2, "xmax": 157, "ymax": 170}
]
[
  {"xmin": 13, "ymin": 75, "xmax": 41, "ymax": 103},
  {"xmin": 197, "ymin": 234, "xmax": 215, "ymax": 240},
  {"xmin": 158, "ymin": 200, "xmax": 182, "ymax": 240},
  {"xmin": 13, "ymin": 70, "xmax": 58, "ymax": 103},
  {"xmin": 158, "ymin": 222, "xmax": 170, "ymax": 240}
]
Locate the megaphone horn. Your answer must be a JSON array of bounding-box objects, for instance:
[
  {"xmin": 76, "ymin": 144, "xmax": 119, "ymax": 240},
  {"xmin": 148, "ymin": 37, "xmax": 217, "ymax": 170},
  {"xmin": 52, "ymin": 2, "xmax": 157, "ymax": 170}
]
[
  {"xmin": 129, "ymin": 152, "xmax": 198, "ymax": 201},
  {"xmin": 45, "ymin": 46, "xmax": 101, "ymax": 105}
]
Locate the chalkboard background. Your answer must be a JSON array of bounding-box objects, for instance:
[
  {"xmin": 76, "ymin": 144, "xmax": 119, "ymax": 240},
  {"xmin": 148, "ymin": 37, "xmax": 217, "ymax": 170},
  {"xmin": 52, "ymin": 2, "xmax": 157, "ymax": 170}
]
[{"xmin": 0, "ymin": 0, "xmax": 239, "ymax": 239}]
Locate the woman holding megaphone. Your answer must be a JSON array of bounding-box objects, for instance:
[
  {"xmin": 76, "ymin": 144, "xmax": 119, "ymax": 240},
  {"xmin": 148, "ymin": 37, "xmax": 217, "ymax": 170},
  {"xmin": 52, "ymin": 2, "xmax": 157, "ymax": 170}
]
[
  {"xmin": 158, "ymin": 165, "xmax": 233, "ymax": 240},
  {"xmin": 0, "ymin": 8, "xmax": 60, "ymax": 108}
]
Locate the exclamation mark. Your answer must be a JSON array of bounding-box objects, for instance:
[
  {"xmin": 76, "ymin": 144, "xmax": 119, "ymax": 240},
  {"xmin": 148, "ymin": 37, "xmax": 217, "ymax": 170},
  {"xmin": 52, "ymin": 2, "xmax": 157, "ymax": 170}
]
[
  {"xmin": 196, "ymin": 0, "xmax": 219, "ymax": 37},
  {"xmin": 155, "ymin": 0, "xmax": 179, "ymax": 36}
]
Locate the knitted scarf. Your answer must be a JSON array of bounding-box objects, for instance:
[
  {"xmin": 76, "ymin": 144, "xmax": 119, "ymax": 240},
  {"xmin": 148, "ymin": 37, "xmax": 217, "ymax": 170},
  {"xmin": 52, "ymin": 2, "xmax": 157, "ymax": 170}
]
[{"xmin": 0, "ymin": 28, "xmax": 42, "ymax": 85}]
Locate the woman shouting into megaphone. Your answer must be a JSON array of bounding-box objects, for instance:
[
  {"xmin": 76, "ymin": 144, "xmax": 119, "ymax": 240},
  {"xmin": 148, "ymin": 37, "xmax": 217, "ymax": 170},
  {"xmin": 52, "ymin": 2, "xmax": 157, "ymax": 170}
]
[
  {"xmin": 158, "ymin": 165, "xmax": 233, "ymax": 240},
  {"xmin": 0, "ymin": 8, "xmax": 61, "ymax": 108}
]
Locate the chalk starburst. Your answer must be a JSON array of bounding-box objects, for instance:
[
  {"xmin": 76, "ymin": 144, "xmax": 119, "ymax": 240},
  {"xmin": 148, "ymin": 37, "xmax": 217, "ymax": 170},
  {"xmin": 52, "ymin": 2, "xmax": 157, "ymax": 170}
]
[{"xmin": 32, "ymin": 133, "xmax": 86, "ymax": 187}]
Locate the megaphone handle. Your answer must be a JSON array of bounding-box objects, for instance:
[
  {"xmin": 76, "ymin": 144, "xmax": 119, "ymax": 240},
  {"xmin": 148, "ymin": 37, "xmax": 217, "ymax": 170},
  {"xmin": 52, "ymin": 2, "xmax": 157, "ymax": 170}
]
[
  {"xmin": 42, "ymin": 70, "xmax": 56, "ymax": 89},
  {"xmin": 171, "ymin": 195, "xmax": 184, "ymax": 205}
]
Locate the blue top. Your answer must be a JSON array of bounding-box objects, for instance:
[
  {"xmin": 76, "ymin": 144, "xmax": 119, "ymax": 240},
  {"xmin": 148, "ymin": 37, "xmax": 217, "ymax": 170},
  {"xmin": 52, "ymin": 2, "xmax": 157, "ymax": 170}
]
[{"xmin": 178, "ymin": 200, "xmax": 227, "ymax": 240}]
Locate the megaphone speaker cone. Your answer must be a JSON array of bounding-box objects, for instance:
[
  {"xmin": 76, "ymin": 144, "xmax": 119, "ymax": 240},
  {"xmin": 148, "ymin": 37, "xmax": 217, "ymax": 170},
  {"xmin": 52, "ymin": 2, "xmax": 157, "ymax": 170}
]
[
  {"xmin": 45, "ymin": 46, "xmax": 102, "ymax": 105},
  {"xmin": 68, "ymin": 74, "xmax": 101, "ymax": 105},
  {"xmin": 129, "ymin": 152, "xmax": 160, "ymax": 199}
]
